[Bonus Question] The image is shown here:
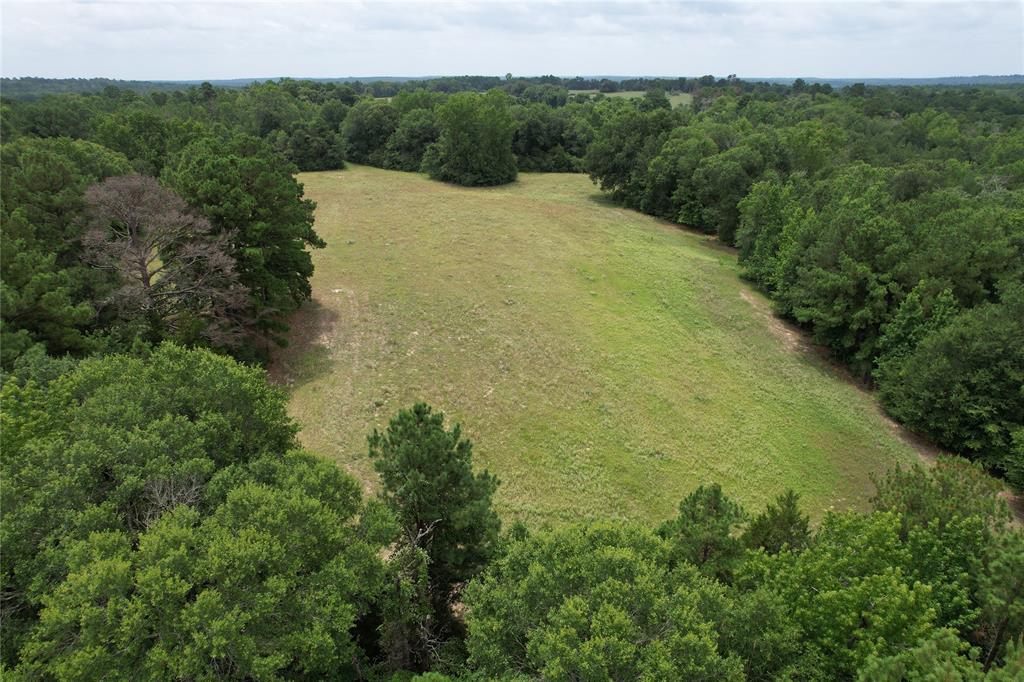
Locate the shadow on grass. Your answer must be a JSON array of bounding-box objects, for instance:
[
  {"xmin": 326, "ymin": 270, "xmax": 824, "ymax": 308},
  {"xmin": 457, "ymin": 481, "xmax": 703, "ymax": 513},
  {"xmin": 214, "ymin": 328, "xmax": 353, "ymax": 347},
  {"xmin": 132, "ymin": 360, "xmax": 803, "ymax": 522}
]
[
  {"xmin": 587, "ymin": 192, "xmax": 737, "ymax": 256},
  {"xmin": 267, "ymin": 298, "xmax": 340, "ymax": 392},
  {"xmin": 588, "ymin": 192, "xmax": 622, "ymax": 209}
]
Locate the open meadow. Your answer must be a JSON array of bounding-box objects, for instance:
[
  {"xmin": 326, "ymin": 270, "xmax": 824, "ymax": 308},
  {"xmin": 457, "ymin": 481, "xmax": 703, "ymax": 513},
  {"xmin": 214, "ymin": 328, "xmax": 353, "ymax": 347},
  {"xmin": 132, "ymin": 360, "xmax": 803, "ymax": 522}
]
[
  {"xmin": 569, "ymin": 89, "xmax": 693, "ymax": 106},
  {"xmin": 271, "ymin": 165, "xmax": 920, "ymax": 526}
]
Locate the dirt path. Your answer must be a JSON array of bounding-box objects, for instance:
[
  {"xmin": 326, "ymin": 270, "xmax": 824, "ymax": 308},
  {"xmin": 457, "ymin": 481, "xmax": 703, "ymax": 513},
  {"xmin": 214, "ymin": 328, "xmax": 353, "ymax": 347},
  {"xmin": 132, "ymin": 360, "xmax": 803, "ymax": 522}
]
[{"xmin": 739, "ymin": 286, "xmax": 1024, "ymax": 523}]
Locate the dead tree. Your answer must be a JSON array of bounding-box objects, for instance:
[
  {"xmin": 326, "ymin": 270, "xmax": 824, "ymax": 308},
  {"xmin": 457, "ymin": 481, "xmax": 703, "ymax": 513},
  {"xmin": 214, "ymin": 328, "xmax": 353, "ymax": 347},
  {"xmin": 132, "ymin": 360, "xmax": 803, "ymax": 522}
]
[{"xmin": 83, "ymin": 173, "xmax": 249, "ymax": 346}]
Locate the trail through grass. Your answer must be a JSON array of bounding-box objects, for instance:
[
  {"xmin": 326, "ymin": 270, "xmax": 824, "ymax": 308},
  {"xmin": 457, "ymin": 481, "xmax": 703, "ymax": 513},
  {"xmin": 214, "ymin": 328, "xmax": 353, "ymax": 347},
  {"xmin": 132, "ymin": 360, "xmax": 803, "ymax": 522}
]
[{"xmin": 271, "ymin": 165, "xmax": 918, "ymax": 526}]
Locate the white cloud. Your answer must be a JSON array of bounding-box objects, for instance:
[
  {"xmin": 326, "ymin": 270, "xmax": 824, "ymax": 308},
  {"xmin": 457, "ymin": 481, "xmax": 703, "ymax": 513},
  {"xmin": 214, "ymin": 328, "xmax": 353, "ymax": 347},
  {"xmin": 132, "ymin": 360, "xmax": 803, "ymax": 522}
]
[{"xmin": 1, "ymin": 0, "xmax": 1021, "ymax": 79}]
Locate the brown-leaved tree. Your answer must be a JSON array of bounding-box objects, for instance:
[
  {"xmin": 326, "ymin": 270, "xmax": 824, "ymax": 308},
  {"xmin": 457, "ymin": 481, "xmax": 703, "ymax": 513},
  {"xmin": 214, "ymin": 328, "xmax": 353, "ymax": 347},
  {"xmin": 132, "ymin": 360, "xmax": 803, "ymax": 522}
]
[{"xmin": 83, "ymin": 173, "xmax": 247, "ymax": 346}]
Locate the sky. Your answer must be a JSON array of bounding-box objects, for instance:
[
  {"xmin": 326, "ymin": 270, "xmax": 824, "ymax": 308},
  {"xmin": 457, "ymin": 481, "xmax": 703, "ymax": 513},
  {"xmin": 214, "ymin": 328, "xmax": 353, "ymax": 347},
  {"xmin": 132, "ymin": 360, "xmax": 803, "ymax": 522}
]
[{"xmin": 2, "ymin": 0, "xmax": 1022, "ymax": 80}]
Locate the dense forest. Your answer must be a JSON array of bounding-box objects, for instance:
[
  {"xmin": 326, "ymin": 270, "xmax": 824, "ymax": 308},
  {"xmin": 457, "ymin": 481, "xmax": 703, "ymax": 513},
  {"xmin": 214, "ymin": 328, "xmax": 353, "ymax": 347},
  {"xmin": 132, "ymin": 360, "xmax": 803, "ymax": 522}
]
[
  {"xmin": 3, "ymin": 347, "xmax": 1023, "ymax": 679},
  {"xmin": 2, "ymin": 76, "xmax": 1023, "ymax": 678}
]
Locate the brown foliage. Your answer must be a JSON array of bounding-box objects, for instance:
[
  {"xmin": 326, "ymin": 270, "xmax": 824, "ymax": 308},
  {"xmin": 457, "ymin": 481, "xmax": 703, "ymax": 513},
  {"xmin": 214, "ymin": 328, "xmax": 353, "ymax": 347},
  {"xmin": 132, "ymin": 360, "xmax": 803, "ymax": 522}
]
[{"xmin": 83, "ymin": 173, "xmax": 248, "ymax": 346}]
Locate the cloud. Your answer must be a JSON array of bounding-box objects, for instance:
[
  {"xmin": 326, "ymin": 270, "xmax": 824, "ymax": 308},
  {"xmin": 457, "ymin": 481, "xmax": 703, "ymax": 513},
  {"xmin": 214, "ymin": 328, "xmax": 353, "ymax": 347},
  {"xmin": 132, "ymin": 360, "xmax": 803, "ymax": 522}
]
[{"xmin": 2, "ymin": 0, "xmax": 1021, "ymax": 79}]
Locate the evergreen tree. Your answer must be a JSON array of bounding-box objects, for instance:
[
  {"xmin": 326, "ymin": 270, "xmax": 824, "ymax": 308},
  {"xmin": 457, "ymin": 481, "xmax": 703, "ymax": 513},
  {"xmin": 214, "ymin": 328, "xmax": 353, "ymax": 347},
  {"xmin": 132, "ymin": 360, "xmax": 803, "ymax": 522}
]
[
  {"xmin": 464, "ymin": 523, "xmax": 744, "ymax": 680},
  {"xmin": 0, "ymin": 137, "xmax": 131, "ymax": 366},
  {"xmin": 658, "ymin": 483, "xmax": 746, "ymax": 582},
  {"xmin": 368, "ymin": 404, "xmax": 500, "ymax": 662},
  {"xmin": 162, "ymin": 133, "xmax": 323, "ymax": 356},
  {"xmin": 742, "ymin": 489, "xmax": 811, "ymax": 554}
]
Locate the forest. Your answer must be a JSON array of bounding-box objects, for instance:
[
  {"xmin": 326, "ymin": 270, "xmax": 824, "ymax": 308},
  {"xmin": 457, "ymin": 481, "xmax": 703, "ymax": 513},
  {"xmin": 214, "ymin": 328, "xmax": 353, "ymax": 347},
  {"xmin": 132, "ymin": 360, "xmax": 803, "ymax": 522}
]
[{"xmin": 1, "ymin": 74, "xmax": 1023, "ymax": 679}]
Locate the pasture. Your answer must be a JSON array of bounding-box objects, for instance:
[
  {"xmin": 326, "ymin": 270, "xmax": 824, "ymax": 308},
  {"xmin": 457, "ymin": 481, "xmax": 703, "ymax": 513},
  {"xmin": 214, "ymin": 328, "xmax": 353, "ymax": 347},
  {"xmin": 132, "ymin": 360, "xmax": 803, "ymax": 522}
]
[
  {"xmin": 271, "ymin": 165, "xmax": 919, "ymax": 526},
  {"xmin": 569, "ymin": 89, "xmax": 693, "ymax": 106}
]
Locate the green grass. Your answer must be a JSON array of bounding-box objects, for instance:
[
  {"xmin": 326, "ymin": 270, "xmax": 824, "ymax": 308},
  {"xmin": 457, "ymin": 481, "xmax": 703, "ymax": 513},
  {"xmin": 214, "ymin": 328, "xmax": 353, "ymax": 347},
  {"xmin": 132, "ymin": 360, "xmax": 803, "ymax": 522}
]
[
  {"xmin": 271, "ymin": 165, "xmax": 919, "ymax": 527},
  {"xmin": 569, "ymin": 89, "xmax": 693, "ymax": 107}
]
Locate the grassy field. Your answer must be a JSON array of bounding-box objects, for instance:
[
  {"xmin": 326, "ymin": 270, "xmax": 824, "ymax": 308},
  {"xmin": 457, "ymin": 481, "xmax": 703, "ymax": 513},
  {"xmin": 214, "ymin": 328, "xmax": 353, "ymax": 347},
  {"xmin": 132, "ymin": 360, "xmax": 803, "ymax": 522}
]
[
  {"xmin": 569, "ymin": 89, "xmax": 693, "ymax": 107},
  {"xmin": 271, "ymin": 165, "xmax": 919, "ymax": 527}
]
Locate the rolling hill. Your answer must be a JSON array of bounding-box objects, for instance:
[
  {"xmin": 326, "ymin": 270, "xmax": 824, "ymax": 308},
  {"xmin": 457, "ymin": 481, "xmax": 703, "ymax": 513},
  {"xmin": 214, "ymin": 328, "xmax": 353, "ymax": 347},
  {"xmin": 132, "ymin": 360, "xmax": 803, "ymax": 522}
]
[{"xmin": 270, "ymin": 165, "xmax": 921, "ymax": 526}]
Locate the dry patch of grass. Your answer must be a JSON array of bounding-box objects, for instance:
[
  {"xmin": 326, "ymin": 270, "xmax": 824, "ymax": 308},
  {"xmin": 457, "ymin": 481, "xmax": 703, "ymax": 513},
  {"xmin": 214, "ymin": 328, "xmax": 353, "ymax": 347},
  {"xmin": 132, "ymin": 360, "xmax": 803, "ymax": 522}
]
[{"xmin": 271, "ymin": 165, "xmax": 918, "ymax": 526}]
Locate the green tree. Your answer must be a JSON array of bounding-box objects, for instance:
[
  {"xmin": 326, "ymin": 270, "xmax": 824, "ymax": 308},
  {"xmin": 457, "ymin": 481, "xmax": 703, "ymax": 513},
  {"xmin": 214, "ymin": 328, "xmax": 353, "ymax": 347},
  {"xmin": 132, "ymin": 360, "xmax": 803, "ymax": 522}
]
[
  {"xmin": 639, "ymin": 126, "xmax": 716, "ymax": 219},
  {"xmin": 511, "ymin": 103, "xmax": 577, "ymax": 172},
  {"xmin": 857, "ymin": 628, "xmax": 988, "ymax": 681},
  {"xmin": 779, "ymin": 119, "xmax": 845, "ymax": 177},
  {"xmin": 742, "ymin": 512, "xmax": 937, "ymax": 678},
  {"xmin": 341, "ymin": 99, "xmax": 400, "ymax": 166},
  {"xmin": 873, "ymin": 285, "xmax": 960, "ymax": 384},
  {"xmin": 423, "ymin": 90, "xmax": 518, "ymax": 186},
  {"xmin": 282, "ymin": 120, "xmax": 346, "ymax": 171},
  {"xmin": 318, "ymin": 98, "xmax": 350, "ymax": 129},
  {"xmin": 878, "ymin": 290, "xmax": 1024, "ymax": 488},
  {"xmin": 689, "ymin": 142, "xmax": 767, "ymax": 244},
  {"xmin": 717, "ymin": 586, "xmax": 823, "ymax": 680},
  {"xmin": 0, "ymin": 210, "xmax": 96, "ymax": 366},
  {"xmin": 902, "ymin": 190, "xmax": 1020, "ymax": 309},
  {"xmin": 638, "ymin": 88, "xmax": 671, "ymax": 112},
  {"xmin": 773, "ymin": 164, "xmax": 910, "ymax": 374},
  {"xmin": 242, "ymin": 81, "xmax": 303, "ymax": 138},
  {"xmin": 464, "ymin": 523, "xmax": 743, "ymax": 680},
  {"xmin": 368, "ymin": 404, "xmax": 500, "ymax": 657},
  {"xmin": 0, "ymin": 137, "xmax": 131, "ymax": 366},
  {"xmin": 90, "ymin": 110, "xmax": 199, "ymax": 175},
  {"xmin": 0, "ymin": 343, "xmax": 301, "ymax": 666},
  {"xmin": 584, "ymin": 105, "xmax": 676, "ymax": 206},
  {"xmin": 741, "ymin": 489, "xmax": 810, "ymax": 554},
  {"xmin": 657, "ymin": 484, "xmax": 747, "ymax": 582},
  {"xmin": 862, "ymin": 634, "xmax": 1024, "ymax": 681},
  {"xmin": 871, "ymin": 458, "xmax": 1011, "ymax": 635},
  {"xmin": 736, "ymin": 175, "xmax": 804, "ymax": 291},
  {"xmin": 384, "ymin": 108, "xmax": 440, "ymax": 172},
  {"xmin": 162, "ymin": 133, "xmax": 323, "ymax": 355},
  {"xmin": 13, "ymin": 94, "xmax": 98, "ymax": 139},
  {"xmin": 15, "ymin": 452, "xmax": 386, "ymax": 680},
  {"xmin": 978, "ymin": 530, "xmax": 1024, "ymax": 670},
  {"xmin": 4, "ymin": 343, "xmax": 79, "ymax": 388}
]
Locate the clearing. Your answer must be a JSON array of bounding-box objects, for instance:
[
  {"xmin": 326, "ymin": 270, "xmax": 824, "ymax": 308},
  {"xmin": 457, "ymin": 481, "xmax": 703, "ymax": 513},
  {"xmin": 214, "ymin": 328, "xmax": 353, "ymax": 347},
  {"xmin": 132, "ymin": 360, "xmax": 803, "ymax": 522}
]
[
  {"xmin": 271, "ymin": 165, "xmax": 919, "ymax": 526},
  {"xmin": 569, "ymin": 89, "xmax": 693, "ymax": 106}
]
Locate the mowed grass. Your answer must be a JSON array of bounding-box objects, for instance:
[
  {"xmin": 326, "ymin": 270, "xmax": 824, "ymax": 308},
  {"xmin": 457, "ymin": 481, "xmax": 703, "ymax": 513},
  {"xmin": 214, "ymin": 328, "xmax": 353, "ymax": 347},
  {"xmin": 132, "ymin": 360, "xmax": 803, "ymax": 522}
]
[
  {"xmin": 569, "ymin": 89, "xmax": 693, "ymax": 107},
  {"xmin": 271, "ymin": 165, "xmax": 919, "ymax": 527}
]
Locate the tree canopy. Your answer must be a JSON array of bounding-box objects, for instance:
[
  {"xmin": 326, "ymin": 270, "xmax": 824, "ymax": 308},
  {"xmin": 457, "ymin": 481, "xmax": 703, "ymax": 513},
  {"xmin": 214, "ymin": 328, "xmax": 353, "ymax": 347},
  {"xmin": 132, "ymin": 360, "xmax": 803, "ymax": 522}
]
[
  {"xmin": 423, "ymin": 90, "xmax": 519, "ymax": 186},
  {"xmin": 163, "ymin": 133, "xmax": 323, "ymax": 356}
]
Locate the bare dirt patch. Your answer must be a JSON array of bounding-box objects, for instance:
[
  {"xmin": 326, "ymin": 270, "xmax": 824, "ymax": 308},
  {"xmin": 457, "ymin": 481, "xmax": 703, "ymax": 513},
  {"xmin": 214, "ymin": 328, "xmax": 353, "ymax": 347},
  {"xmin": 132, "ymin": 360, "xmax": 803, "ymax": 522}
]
[{"xmin": 739, "ymin": 288, "xmax": 810, "ymax": 354}]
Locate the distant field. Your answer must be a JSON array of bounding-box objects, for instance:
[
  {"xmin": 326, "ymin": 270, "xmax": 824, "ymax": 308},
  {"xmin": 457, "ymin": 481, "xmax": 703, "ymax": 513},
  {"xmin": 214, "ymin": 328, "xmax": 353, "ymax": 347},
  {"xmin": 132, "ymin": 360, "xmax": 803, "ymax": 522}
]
[
  {"xmin": 570, "ymin": 89, "xmax": 693, "ymax": 106},
  {"xmin": 271, "ymin": 165, "xmax": 918, "ymax": 526}
]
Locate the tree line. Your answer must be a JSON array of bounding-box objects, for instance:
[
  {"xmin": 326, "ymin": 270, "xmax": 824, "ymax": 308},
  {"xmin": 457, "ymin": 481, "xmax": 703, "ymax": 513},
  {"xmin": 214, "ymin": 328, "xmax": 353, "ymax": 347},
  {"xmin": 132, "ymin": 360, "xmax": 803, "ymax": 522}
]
[
  {"xmin": 1, "ymin": 133, "xmax": 322, "ymax": 365},
  {"xmin": 2, "ymin": 344, "xmax": 1022, "ymax": 680},
  {"xmin": 583, "ymin": 85, "xmax": 1024, "ymax": 490},
  {"xmin": 1, "ymin": 74, "xmax": 775, "ymax": 100},
  {"xmin": 1, "ymin": 77, "xmax": 620, "ymax": 182}
]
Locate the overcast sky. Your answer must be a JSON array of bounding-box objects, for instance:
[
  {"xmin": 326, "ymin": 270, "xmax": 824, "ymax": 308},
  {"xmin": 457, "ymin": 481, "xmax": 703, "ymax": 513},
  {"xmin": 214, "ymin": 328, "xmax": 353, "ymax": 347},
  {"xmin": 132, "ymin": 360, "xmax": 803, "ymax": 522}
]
[{"xmin": 2, "ymin": 0, "xmax": 1022, "ymax": 80}]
